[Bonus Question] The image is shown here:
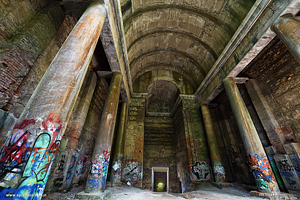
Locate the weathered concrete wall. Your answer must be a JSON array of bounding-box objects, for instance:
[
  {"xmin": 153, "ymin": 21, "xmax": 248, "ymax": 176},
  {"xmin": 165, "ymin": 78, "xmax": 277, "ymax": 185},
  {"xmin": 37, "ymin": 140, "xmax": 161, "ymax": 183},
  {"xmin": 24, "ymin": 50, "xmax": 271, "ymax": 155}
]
[
  {"xmin": 0, "ymin": 2, "xmax": 65, "ymax": 111},
  {"xmin": 143, "ymin": 116, "xmax": 180, "ymax": 192},
  {"xmin": 123, "ymin": 98, "xmax": 145, "ymax": 187}
]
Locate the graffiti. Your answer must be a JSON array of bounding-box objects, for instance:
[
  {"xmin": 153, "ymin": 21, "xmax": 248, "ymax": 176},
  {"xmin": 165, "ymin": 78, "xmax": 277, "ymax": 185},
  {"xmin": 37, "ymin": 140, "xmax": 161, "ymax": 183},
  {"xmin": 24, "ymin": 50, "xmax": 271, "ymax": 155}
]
[
  {"xmin": 111, "ymin": 156, "xmax": 122, "ymax": 182},
  {"xmin": 276, "ymin": 158, "xmax": 300, "ymax": 190},
  {"xmin": 248, "ymin": 154, "xmax": 277, "ymax": 191},
  {"xmin": 88, "ymin": 150, "xmax": 110, "ymax": 190},
  {"xmin": 268, "ymin": 157, "xmax": 285, "ymax": 190},
  {"xmin": 42, "ymin": 112, "xmax": 62, "ymax": 134},
  {"xmin": 53, "ymin": 177, "xmax": 63, "ymax": 188},
  {"xmin": 14, "ymin": 119, "xmax": 35, "ymax": 130},
  {"xmin": 75, "ymin": 156, "xmax": 88, "ymax": 176},
  {"xmin": 87, "ymin": 178, "xmax": 100, "ymax": 191},
  {"xmin": 90, "ymin": 150, "xmax": 110, "ymax": 176},
  {"xmin": 214, "ymin": 165, "xmax": 226, "ymax": 182},
  {"xmin": 55, "ymin": 155, "xmax": 66, "ymax": 175},
  {"xmin": 0, "ymin": 113, "xmax": 62, "ymax": 199},
  {"xmin": 191, "ymin": 161, "xmax": 211, "ymax": 181},
  {"xmin": 66, "ymin": 154, "xmax": 77, "ymax": 185},
  {"xmin": 290, "ymin": 157, "xmax": 300, "ymax": 177},
  {"xmin": 122, "ymin": 160, "xmax": 142, "ymax": 184},
  {"xmin": 277, "ymin": 160, "xmax": 294, "ymax": 172},
  {"xmin": 256, "ymin": 179, "xmax": 268, "ymax": 190}
]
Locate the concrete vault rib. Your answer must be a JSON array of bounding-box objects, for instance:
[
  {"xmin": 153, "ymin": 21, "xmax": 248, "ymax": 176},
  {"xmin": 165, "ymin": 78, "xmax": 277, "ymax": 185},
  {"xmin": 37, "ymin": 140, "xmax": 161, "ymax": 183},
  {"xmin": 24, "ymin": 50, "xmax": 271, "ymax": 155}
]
[
  {"xmin": 129, "ymin": 48, "xmax": 207, "ymax": 77},
  {"xmin": 133, "ymin": 64, "xmax": 199, "ymax": 91},
  {"xmin": 127, "ymin": 29, "xmax": 218, "ymax": 60},
  {"xmin": 123, "ymin": 5, "xmax": 235, "ymax": 37}
]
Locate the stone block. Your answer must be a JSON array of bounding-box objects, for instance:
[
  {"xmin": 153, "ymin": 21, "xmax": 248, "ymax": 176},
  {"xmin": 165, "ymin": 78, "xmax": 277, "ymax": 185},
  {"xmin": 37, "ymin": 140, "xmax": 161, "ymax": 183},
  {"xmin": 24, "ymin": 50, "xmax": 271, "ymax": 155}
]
[{"xmin": 274, "ymin": 154, "xmax": 300, "ymax": 190}]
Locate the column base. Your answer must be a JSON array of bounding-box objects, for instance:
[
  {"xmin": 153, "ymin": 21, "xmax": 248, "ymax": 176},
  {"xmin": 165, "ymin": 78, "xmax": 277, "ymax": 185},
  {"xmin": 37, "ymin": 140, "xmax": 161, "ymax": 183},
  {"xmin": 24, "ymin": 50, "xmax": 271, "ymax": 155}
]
[
  {"xmin": 250, "ymin": 191, "xmax": 296, "ymax": 199},
  {"xmin": 75, "ymin": 190, "xmax": 112, "ymax": 200}
]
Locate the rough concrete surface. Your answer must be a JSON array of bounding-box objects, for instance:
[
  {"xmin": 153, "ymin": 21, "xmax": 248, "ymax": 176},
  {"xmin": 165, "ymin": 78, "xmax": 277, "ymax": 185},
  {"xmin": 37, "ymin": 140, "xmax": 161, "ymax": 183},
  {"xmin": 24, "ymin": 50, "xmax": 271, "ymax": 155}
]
[{"xmin": 43, "ymin": 183, "xmax": 266, "ymax": 200}]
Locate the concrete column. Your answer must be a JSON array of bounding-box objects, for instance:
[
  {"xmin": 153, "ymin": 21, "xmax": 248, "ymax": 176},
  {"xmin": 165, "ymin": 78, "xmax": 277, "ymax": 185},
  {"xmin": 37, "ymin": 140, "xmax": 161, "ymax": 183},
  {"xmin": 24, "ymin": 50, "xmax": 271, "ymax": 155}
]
[
  {"xmin": 0, "ymin": 3, "xmax": 106, "ymax": 199},
  {"xmin": 46, "ymin": 71, "xmax": 98, "ymax": 191},
  {"xmin": 110, "ymin": 101, "xmax": 128, "ymax": 185},
  {"xmin": 201, "ymin": 104, "xmax": 226, "ymax": 183},
  {"xmin": 245, "ymin": 79, "xmax": 286, "ymax": 153},
  {"xmin": 272, "ymin": 14, "xmax": 300, "ymax": 64},
  {"xmin": 85, "ymin": 72, "xmax": 122, "ymax": 193},
  {"xmin": 223, "ymin": 77, "xmax": 280, "ymax": 193}
]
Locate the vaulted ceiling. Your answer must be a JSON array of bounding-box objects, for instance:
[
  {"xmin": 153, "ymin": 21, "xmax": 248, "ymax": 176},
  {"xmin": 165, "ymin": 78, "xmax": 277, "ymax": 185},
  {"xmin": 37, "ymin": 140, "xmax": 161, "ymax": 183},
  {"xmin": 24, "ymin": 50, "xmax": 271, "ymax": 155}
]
[{"xmin": 120, "ymin": 0, "xmax": 255, "ymax": 94}]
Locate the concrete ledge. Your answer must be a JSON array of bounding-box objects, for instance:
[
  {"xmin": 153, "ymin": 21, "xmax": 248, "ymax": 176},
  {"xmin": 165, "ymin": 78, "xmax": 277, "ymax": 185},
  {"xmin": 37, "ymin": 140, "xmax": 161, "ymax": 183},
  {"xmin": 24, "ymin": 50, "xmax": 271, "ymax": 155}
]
[
  {"xmin": 250, "ymin": 191, "xmax": 296, "ymax": 200},
  {"xmin": 75, "ymin": 190, "xmax": 112, "ymax": 200}
]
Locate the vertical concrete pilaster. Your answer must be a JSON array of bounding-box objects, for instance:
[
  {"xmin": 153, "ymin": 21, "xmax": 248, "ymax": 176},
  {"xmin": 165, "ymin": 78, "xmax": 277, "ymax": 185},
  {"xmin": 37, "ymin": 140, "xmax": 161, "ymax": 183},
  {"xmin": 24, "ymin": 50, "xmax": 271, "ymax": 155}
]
[
  {"xmin": 223, "ymin": 77, "xmax": 279, "ymax": 193},
  {"xmin": 85, "ymin": 72, "xmax": 122, "ymax": 193},
  {"xmin": 0, "ymin": 2, "xmax": 106, "ymax": 199},
  {"xmin": 272, "ymin": 14, "xmax": 300, "ymax": 65},
  {"xmin": 201, "ymin": 104, "xmax": 226, "ymax": 183},
  {"xmin": 110, "ymin": 101, "xmax": 128, "ymax": 185}
]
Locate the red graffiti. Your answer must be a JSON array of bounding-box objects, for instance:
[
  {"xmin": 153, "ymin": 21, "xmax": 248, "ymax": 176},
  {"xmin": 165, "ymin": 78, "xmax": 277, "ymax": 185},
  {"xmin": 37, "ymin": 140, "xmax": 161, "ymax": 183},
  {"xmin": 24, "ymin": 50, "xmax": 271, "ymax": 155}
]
[
  {"xmin": 13, "ymin": 119, "xmax": 35, "ymax": 129},
  {"xmin": 30, "ymin": 141, "xmax": 60, "ymax": 164},
  {"xmin": 0, "ymin": 131, "xmax": 35, "ymax": 163},
  {"xmin": 42, "ymin": 112, "xmax": 62, "ymax": 133}
]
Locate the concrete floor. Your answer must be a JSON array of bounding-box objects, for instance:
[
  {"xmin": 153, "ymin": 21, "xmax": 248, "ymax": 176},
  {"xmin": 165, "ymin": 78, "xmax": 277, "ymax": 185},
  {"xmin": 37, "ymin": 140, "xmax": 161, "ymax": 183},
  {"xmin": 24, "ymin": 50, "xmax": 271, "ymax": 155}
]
[
  {"xmin": 107, "ymin": 183, "xmax": 265, "ymax": 200},
  {"xmin": 43, "ymin": 183, "xmax": 267, "ymax": 200}
]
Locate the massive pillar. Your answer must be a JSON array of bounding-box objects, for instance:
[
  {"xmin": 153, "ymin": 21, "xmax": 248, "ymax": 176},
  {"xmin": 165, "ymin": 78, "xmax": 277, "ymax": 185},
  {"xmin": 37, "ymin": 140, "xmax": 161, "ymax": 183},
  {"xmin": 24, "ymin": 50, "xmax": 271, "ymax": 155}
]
[
  {"xmin": 201, "ymin": 104, "xmax": 226, "ymax": 183},
  {"xmin": 46, "ymin": 71, "xmax": 98, "ymax": 191},
  {"xmin": 0, "ymin": 2, "xmax": 106, "ymax": 199},
  {"xmin": 110, "ymin": 101, "xmax": 128, "ymax": 185},
  {"xmin": 85, "ymin": 72, "xmax": 122, "ymax": 193},
  {"xmin": 272, "ymin": 14, "xmax": 300, "ymax": 64},
  {"xmin": 223, "ymin": 77, "xmax": 279, "ymax": 193}
]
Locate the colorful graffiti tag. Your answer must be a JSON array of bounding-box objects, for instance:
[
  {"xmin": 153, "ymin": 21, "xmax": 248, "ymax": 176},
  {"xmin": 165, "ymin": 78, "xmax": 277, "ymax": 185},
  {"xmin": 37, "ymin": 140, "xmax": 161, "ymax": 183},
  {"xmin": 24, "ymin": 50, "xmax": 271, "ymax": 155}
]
[
  {"xmin": 13, "ymin": 119, "xmax": 35, "ymax": 130},
  {"xmin": 248, "ymin": 154, "xmax": 278, "ymax": 191},
  {"xmin": 0, "ymin": 113, "xmax": 62, "ymax": 199},
  {"xmin": 122, "ymin": 160, "xmax": 142, "ymax": 185},
  {"xmin": 87, "ymin": 150, "xmax": 110, "ymax": 191},
  {"xmin": 66, "ymin": 154, "xmax": 77, "ymax": 185},
  {"xmin": 75, "ymin": 156, "xmax": 88, "ymax": 177},
  {"xmin": 191, "ymin": 161, "xmax": 211, "ymax": 181}
]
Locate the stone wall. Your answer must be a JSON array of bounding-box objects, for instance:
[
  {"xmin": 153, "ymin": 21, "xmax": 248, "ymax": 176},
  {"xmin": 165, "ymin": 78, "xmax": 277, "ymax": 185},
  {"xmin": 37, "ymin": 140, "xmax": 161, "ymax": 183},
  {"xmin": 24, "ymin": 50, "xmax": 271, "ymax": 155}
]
[
  {"xmin": 240, "ymin": 37, "xmax": 300, "ymax": 143},
  {"xmin": 143, "ymin": 116, "xmax": 180, "ymax": 192},
  {"xmin": 0, "ymin": 2, "xmax": 66, "ymax": 112},
  {"xmin": 123, "ymin": 98, "xmax": 145, "ymax": 187},
  {"xmin": 182, "ymin": 99, "xmax": 211, "ymax": 183}
]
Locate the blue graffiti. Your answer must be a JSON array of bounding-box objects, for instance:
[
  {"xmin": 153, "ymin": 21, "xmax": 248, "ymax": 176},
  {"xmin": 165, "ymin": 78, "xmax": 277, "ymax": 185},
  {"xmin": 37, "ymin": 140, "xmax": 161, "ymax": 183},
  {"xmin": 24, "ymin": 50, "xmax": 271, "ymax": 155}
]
[
  {"xmin": 87, "ymin": 178, "xmax": 100, "ymax": 191},
  {"xmin": 290, "ymin": 157, "xmax": 300, "ymax": 177},
  {"xmin": 66, "ymin": 154, "xmax": 77, "ymax": 185}
]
